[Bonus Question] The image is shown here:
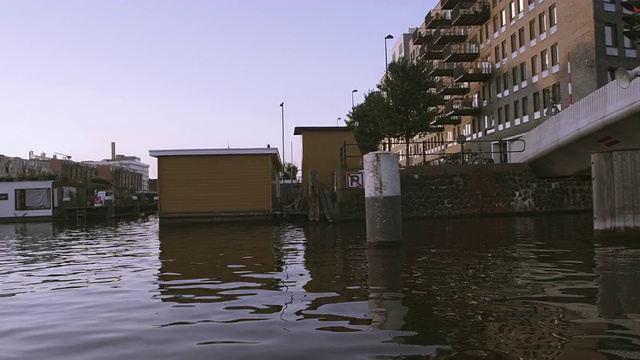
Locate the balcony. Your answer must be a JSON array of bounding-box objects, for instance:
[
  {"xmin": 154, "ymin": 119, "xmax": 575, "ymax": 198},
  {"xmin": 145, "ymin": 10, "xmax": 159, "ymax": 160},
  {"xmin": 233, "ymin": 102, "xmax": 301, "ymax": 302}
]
[
  {"xmin": 412, "ymin": 28, "xmax": 434, "ymax": 45},
  {"xmin": 445, "ymin": 97, "xmax": 481, "ymax": 116},
  {"xmin": 434, "ymin": 115, "xmax": 463, "ymax": 125},
  {"xmin": 453, "ymin": 61, "xmax": 493, "ymax": 82},
  {"xmin": 429, "ymin": 91, "xmax": 451, "ymax": 105},
  {"xmin": 429, "ymin": 61, "xmax": 457, "ymax": 77},
  {"xmin": 436, "ymin": 79, "xmax": 470, "ymax": 95},
  {"xmin": 425, "ymin": 125, "xmax": 446, "ymax": 132},
  {"xmin": 433, "ymin": 26, "xmax": 468, "ymax": 45},
  {"xmin": 425, "ymin": 10, "xmax": 452, "ymax": 29},
  {"xmin": 452, "ymin": 1, "xmax": 491, "ymax": 25},
  {"xmin": 440, "ymin": 0, "xmax": 476, "ymax": 10},
  {"xmin": 443, "ymin": 42, "xmax": 480, "ymax": 62},
  {"xmin": 418, "ymin": 44, "xmax": 445, "ymax": 60}
]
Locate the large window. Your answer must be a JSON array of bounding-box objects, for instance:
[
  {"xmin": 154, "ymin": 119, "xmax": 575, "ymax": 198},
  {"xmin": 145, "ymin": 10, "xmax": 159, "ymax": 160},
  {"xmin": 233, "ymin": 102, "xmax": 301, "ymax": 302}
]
[
  {"xmin": 522, "ymin": 96, "xmax": 529, "ymax": 116},
  {"xmin": 501, "ymin": 9, "xmax": 507, "ymax": 27},
  {"xmin": 505, "ymin": 104, "xmax": 511, "ymax": 122},
  {"xmin": 15, "ymin": 188, "xmax": 52, "ymax": 211},
  {"xmin": 520, "ymin": 61, "xmax": 527, "ymax": 80},
  {"xmin": 493, "ymin": 15, "xmax": 500, "ymax": 34},
  {"xmin": 501, "ymin": 40, "xmax": 508, "ymax": 59},
  {"xmin": 510, "ymin": 1, "xmax": 517, "ymax": 21},
  {"xmin": 605, "ymin": 24, "xmax": 618, "ymax": 47},
  {"xmin": 551, "ymin": 43, "xmax": 560, "ymax": 66},
  {"xmin": 511, "ymin": 34, "xmax": 517, "ymax": 53},
  {"xmin": 518, "ymin": 27, "xmax": 526, "ymax": 48},
  {"xmin": 549, "ymin": 4, "xmax": 557, "ymax": 27},
  {"xmin": 512, "ymin": 66, "xmax": 519, "ymax": 86},
  {"xmin": 539, "ymin": 12, "xmax": 548, "ymax": 34},
  {"xmin": 533, "ymin": 91, "xmax": 541, "ymax": 112},
  {"xmin": 514, "ymin": 100, "xmax": 520, "ymax": 118},
  {"xmin": 531, "ymin": 55, "xmax": 539, "ymax": 75},
  {"xmin": 541, "ymin": 49, "xmax": 549, "ymax": 71},
  {"xmin": 543, "ymin": 88, "xmax": 551, "ymax": 108},
  {"xmin": 529, "ymin": 19, "xmax": 536, "ymax": 40},
  {"xmin": 552, "ymin": 83, "xmax": 561, "ymax": 104},
  {"xmin": 503, "ymin": 73, "xmax": 509, "ymax": 91}
]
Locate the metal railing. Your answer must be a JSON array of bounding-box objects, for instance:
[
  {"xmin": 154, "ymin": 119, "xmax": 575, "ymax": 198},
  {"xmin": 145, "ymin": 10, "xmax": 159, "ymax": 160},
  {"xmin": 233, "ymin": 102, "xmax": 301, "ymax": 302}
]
[{"xmin": 339, "ymin": 137, "xmax": 526, "ymax": 169}]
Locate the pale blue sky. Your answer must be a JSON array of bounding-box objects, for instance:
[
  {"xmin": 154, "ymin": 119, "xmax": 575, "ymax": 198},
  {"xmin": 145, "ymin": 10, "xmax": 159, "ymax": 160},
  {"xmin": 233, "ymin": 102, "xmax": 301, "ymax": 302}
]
[{"xmin": 0, "ymin": 0, "xmax": 437, "ymax": 177}]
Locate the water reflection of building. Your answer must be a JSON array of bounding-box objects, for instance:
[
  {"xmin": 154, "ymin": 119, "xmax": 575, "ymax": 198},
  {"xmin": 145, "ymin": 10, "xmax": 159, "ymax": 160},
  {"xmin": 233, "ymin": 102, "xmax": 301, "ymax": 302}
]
[{"xmin": 157, "ymin": 224, "xmax": 282, "ymax": 304}]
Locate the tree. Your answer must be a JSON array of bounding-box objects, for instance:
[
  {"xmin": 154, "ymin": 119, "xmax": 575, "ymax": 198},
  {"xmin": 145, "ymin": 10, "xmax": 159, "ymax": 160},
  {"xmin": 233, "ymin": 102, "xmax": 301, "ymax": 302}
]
[
  {"xmin": 280, "ymin": 162, "xmax": 298, "ymax": 180},
  {"xmin": 378, "ymin": 58, "xmax": 441, "ymax": 166},
  {"xmin": 345, "ymin": 90, "xmax": 389, "ymax": 154}
]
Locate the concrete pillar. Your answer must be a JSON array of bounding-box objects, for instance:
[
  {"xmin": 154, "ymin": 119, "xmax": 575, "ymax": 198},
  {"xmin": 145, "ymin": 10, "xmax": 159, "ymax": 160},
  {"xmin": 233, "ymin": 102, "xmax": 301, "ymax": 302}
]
[
  {"xmin": 364, "ymin": 151, "xmax": 402, "ymax": 245},
  {"xmin": 592, "ymin": 150, "xmax": 640, "ymax": 233}
]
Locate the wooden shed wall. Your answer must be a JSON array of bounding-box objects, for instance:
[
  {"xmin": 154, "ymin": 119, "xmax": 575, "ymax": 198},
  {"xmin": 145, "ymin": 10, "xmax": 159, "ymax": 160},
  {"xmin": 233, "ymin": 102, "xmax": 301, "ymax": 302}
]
[{"xmin": 158, "ymin": 155, "xmax": 272, "ymax": 215}]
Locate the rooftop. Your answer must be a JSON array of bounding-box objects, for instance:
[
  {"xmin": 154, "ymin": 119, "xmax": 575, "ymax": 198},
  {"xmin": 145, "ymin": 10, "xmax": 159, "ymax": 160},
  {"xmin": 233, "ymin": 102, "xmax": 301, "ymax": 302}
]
[
  {"xmin": 148, "ymin": 147, "xmax": 280, "ymax": 158},
  {"xmin": 293, "ymin": 126, "xmax": 352, "ymax": 135}
]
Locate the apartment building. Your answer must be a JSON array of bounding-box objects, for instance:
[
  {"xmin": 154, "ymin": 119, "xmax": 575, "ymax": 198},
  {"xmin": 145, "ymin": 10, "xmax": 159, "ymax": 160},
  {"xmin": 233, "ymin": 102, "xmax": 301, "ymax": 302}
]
[{"xmin": 396, "ymin": 0, "xmax": 640, "ymax": 165}]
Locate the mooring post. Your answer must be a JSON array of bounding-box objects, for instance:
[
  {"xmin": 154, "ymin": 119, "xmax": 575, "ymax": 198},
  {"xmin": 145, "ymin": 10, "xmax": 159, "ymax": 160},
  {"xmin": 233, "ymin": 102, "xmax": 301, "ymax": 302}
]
[
  {"xmin": 592, "ymin": 150, "xmax": 640, "ymax": 234},
  {"xmin": 363, "ymin": 151, "xmax": 402, "ymax": 245}
]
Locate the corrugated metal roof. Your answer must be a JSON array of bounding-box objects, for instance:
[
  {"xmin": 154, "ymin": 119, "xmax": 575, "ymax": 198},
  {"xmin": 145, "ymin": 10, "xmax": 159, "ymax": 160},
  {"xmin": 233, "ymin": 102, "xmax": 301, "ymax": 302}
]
[{"xmin": 149, "ymin": 148, "xmax": 279, "ymax": 158}]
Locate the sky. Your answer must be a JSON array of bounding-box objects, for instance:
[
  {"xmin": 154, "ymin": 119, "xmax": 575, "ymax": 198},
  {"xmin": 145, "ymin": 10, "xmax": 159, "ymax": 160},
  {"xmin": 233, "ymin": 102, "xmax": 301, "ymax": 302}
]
[{"xmin": 0, "ymin": 0, "xmax": 437, "ymax": 178}]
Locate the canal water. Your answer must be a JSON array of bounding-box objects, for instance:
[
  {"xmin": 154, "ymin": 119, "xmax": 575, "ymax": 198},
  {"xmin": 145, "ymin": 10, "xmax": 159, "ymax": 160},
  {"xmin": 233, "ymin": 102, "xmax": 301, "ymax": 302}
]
[{"xmin": 0, "ymin": 214, "xmax": 639, "ymax": 360}]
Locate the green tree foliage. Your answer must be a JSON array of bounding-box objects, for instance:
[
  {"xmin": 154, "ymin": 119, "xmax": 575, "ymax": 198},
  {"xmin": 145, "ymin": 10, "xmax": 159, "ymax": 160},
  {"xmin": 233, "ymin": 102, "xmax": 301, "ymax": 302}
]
[
  {"xmin": 280, "ymin": 162, "xmax": 298, "ymax": 180},
  {"xmin": 378, "ymin": 58, "xmax": 441, "ymax": 165},
  {"xmin": 345, "ymin": 90, "xmax": 388, "ymax": 154}
]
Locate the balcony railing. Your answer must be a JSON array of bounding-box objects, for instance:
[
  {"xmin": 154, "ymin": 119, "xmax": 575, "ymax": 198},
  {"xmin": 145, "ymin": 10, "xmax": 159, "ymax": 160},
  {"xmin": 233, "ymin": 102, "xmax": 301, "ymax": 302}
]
[
  {"xmin": 440, "ymin": 0, "xmax": 477, "ymax": 10},
  {"xmin": 436, "ymin": 79, "xmax": 470, "ymax": 95},
  {"xmin": 412, "ymin": 28, "xmax": 435, "ymax": 45},
  {"xmin": 429, "ymin": 61, "xmax": 457, "ymax": 77},
  {"xmin": 425, "ymin": 10, "xmax": 452, "ymax": 29},
  {"xmin": 452, "ymin": 1, "xmax": 491, "ymax": 25},
  {"xmin": 418, "ymin": 44, "xmax": 445, "ymax": 60},
  {"xmin": 445, "ymin": 97, "xmax": 481, "ymax": 116},
  {"xmin": 453, "ymin": 61, "xmax": 493, "ymax": 82},
  {"xmin": 443, "ymin": 42, "xmax": 480, "ymax": 62},
  {"xmin": 433, "ymin": 26, "xmax": 468, "ymax": 45},
  {"xmin": 434, "ymin": 115, "xmax": 463, "ymax": 125}
]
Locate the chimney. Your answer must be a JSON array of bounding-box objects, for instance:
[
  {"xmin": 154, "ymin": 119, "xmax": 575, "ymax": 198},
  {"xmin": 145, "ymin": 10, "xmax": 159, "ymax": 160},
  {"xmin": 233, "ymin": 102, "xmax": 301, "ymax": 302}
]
[{"xmin": 111, "ymin": 142, "xmax": 116, "ymax": 160}]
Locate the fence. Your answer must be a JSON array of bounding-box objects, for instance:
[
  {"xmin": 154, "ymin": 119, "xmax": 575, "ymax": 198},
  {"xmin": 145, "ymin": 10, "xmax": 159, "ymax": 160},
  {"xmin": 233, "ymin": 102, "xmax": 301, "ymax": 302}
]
[{"xmin": 339, "ymin": 138, "xmax": 526, "ymax": 168}]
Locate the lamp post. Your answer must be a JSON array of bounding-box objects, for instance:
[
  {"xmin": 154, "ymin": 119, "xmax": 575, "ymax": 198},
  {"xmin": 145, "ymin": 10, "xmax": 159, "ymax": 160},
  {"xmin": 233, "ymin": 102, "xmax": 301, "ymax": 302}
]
[
  {"xmin": 337, "ymin": 117, "xmax": 342, "ymax": 126},
  {"xmin": 384, "ymin": 34, "xmax": 394, "ymax": 151},
  {"xmin": 351, "ymin": 89, "xmax": 358, "ymax": 108},
  {"xmin": 280, "ymin": 102, "xmax": 285, "ymax": 166},
  {"xmin": 384, "ymin": 34, "xmax": 394, "ymax": 75}
]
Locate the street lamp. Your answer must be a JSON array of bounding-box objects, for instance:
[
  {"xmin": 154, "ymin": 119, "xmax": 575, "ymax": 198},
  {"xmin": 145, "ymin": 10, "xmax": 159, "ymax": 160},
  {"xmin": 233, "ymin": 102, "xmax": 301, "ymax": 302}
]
[
  {"xmin": 351, "ymin": 89, "xmax": 358, "ymax": 108},
  {"xmin": 337, "ymin": 117, "xmax": 342, "ymax": 126},
  {"xmin": 280, "ymin": 102, "xmax": 285, "ymax": 165},
  {"xmin": 384, "ymin": 34, "xmax": 394, "ymax": 74}
]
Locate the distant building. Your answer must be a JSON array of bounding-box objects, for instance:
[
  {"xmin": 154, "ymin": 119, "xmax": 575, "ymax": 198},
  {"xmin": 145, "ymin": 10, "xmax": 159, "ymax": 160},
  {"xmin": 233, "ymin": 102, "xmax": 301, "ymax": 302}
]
[
  {"xmin": 83, "ymin": 155, "xmax": 150, "ymax": 191},
  {"xmin": 0, "ymin": 154, "xmax": 52, "ymax": 179},
  {"xmin": 391, "ymin": 28, "xmax": 416, "ymax": 63}
]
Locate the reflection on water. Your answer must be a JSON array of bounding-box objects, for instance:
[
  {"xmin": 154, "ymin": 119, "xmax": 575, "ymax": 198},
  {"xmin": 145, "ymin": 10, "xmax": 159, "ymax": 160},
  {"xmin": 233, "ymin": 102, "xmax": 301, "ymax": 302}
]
[{"xmin": 0, "ymin": 214, "xmax": 639, "ymax": 359}]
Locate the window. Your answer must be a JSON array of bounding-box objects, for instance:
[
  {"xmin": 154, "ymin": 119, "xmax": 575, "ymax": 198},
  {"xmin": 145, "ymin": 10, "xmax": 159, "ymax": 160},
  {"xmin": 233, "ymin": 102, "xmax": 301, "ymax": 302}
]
[
  {"xmin": 493, "ymin": 15, "xmax": 500, "ymax": 34},
  {"xmin": 496, "ymin": 77, "xmax": 502, "ymax": 93},
  {"xmin": 528, "ymin": 0, "xmax": 534, "ymax": 5},
  {"xmin": 549, "ymin": 4, "xmax": 557, "ymax": 27},
  {"xmin": 541, "ymin": 49, "xmax": 549, "ymax": 71},
  {"xmin": 539, "ymin": 12, "xmax": 547, "ymax": 34},
  {"xmin": 495, "ymin": 45, "xmax": 501, "ymax": 63},
  {"xmin": 501, "ymin": 9, "xmax": 507, "ymax": 27},
  {"xmin": 531, "ymin": 55, "xmax": 539, "ymax": 75},
  {"xmin": 0, "ymin": 193, "xmax": 7, "ymax": 201},
  {"xmin": 510, "ymin": 1, "xmax": 517, "ymax": 21},
  {"xmin": 529, "ymin": 19, "xmax": 536, "ymax": 40},
  {"xmin": 522, "ymin": 96, "xmax": 529, "ymax": 116},
  {"xmin": 605, "ymin": 24, "xmax": 618, "ymax": 47},
  {"xmin": 498, "ymin": 107, "xmax": 504, "ymax": 124},
  {"xmin": 503, "ymin": 72, "xmax": 509, "ymax": 90},
  {"xmin": 512, "ymin": 67, "xmax": 519, "ymax": 86},
  {"xmin": 502, "ymin": 40, "xmax": 508, "ymax": 59},
  {"xmin": 505, "ymin": 104, "xmax": 511, "ymax": 122},
  {"xmin": 607, "ymin": 67, "xmax": 617, "ymax": 82},
  {"xmin": 518, "ymin": 27, "xmax": 526, "ymax": 48},
  {"xmin": 543, "ymin": 88, "xmax": 551, "ymax": 108},
  {"xmin": 520, "ymin": 61, "xmax": 527, "ymax": 80},
  {"xmin": 533, "ymin": 91, "xmax": 540, "ymax": 111},
  {"xmin": 511, "ymin": 34, "xmax": 517, "ymax": 53},
  {"xmin": 14, "ymin": 188, "xmax": 52, "ymax": 211},
  {"xmin": 485, "ymin": 23, "xmax": 490, "ymax": 38},
  {"xmin": 518, "ymin": 0, "xmax": 525, "ymax": 14},
  {"xmin": 551, "ymin": 43, "xmax": 560, "ymax": 66},
  {"xmin": 552, "ymin": 83, "xmax": 561, "ymax": 104},
  {"xmin": 514, "ymin": 100, "xmax": 520, "ymax": 118}
]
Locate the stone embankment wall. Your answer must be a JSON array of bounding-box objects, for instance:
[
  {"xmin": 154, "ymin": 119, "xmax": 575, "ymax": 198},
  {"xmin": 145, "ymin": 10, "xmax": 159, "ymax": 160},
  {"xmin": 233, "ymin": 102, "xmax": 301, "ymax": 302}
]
[{"xmin": 335, "ymin": 164, "xmax": 592, "ymax": 221}]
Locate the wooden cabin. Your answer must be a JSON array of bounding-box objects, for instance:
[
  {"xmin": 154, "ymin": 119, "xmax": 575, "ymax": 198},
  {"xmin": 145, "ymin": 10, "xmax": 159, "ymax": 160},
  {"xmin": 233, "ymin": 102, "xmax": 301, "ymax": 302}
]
[
  {"xmin": 293, "ymin": 126, "xmax": 362, "ymax": 194},
  {"xmin": 149, "ymin": 148, "xmax": 281, "ymax": 221},
  {"xmin": 0, "ymin": 180, "xmax": 54, "ymax": 222}
]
